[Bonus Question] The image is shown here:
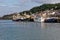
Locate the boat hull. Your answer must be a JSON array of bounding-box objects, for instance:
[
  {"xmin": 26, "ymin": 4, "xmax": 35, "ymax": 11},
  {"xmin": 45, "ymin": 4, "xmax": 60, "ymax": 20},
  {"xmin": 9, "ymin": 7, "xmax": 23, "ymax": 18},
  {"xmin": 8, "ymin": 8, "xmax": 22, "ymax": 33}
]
[
  {"xmin": 12, "ymin": 18, "xmax": 34, "ymax": 22},
  {"xmin": 44, "ymin": 18, "xmax": 58, "ymax": 23}
]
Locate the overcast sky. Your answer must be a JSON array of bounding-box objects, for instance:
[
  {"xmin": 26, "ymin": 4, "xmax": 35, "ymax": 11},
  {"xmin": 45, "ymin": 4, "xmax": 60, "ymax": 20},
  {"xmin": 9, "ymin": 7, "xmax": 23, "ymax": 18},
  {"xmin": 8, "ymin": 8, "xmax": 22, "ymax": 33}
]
[{"xmin": 0, "ymin": 0, "xmax": 60, "ymax": 16}]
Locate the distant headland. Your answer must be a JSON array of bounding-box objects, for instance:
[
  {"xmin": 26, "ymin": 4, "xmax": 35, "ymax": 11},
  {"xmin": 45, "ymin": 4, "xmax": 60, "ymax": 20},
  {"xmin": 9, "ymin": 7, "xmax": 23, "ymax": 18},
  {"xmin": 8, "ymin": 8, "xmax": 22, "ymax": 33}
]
[{"xmin": 0, "ymin": 3, "xmax": 60, "ymax": 20}]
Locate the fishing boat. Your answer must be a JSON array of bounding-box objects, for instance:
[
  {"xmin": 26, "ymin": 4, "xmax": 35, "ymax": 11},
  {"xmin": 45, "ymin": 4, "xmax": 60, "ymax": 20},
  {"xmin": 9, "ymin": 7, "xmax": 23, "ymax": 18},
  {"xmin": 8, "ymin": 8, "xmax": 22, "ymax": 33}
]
[
  {"xmin": 44, "ymin": 17, "xmax": 58, "ymax": 23},
  {"xmin": 34, "ymin": 17, "xmax": 41, "ymax": 22}
]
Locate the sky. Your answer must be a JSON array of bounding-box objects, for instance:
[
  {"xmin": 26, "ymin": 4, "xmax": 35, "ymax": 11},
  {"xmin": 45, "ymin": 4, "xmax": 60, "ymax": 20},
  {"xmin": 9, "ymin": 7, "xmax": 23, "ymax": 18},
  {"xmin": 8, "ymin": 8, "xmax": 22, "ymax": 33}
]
[{"xmin": 0, "ymin": 0, "xmax": 60, "ymax": 16}]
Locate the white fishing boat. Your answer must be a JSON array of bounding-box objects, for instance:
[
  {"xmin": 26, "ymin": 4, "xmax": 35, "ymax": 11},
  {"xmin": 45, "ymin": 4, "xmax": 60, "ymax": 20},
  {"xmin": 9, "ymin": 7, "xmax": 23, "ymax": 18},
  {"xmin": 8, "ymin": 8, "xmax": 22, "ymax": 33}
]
[{"xmin": 34, "ymin": 17, "xmax": 41, "ymax": 22}]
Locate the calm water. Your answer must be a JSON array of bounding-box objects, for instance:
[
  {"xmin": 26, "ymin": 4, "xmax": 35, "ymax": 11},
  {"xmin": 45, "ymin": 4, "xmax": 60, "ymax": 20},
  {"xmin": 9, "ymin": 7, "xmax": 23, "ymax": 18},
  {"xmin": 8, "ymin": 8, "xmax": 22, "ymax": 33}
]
[{"xmin": 0, "ymin": 20, "xmax": 60, "ymax": 40}]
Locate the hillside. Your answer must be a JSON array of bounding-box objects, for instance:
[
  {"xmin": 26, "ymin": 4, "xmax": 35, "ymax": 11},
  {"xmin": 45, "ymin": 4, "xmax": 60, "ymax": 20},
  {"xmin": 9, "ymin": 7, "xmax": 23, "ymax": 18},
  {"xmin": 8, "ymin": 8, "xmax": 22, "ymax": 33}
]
[
  {"xmin": 30, "ymin": 3, "xmax": 60, "ymax": 13},
  {"xmin": 1, "ymin": 3, "xmax": 60, "ymax": 20}
]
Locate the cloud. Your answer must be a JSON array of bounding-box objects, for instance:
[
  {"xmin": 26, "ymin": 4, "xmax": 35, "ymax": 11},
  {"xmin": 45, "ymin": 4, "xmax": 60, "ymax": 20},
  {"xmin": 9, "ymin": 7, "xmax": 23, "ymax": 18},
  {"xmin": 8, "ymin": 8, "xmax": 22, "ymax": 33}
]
[
  {"xmin": 0, "ymin": 0, "xmax": 29, "ymax": 6},
  {"xmin": 0, "ymin": 0, "xmax": 32, "ymax": 7},
  {"xmin": 0, "ymin": 5, "xmax": 7, "ymax": 6},
  {"xmin": 32, "ymin": 0, "xmax": 60, "ymax": 4},
  {"xmin": 0, "ymin": 4, "xmax": 20, "ymax": 7}
]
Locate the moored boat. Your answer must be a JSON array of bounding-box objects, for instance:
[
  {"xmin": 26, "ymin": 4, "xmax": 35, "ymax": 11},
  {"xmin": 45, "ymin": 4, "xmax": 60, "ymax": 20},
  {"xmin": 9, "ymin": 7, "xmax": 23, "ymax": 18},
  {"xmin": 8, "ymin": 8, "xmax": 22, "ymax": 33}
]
[
  {"xmin": 44, "ymin": 18, "xmax": 57, "ymax": 23},
  {"xmin": 13, "ymin": 18, "xmax": 34, "ymax": 22},
  {"xmin": 34, "ymin": 17, "xmax": 41, "ymax": 22}
]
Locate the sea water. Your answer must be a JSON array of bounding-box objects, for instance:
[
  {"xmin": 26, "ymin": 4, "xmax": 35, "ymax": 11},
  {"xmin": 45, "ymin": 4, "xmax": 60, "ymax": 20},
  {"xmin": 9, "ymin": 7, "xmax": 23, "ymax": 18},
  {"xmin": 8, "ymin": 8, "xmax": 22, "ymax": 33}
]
[{"xmin": 0, "ymin": 20, "xmax": 60, "ymax": 40}]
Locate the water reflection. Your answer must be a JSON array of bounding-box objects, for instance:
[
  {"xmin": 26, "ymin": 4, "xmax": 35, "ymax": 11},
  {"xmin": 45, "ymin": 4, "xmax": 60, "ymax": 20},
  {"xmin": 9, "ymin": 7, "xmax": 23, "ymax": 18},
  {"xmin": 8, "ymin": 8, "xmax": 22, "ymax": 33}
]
[
  {"xmin": 40, "ymin": 23, "xmax": 60, "ymax": 40},
  {"xmin": 41, "ymin": 23, "xmax": 48, "ymax": 29}
]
